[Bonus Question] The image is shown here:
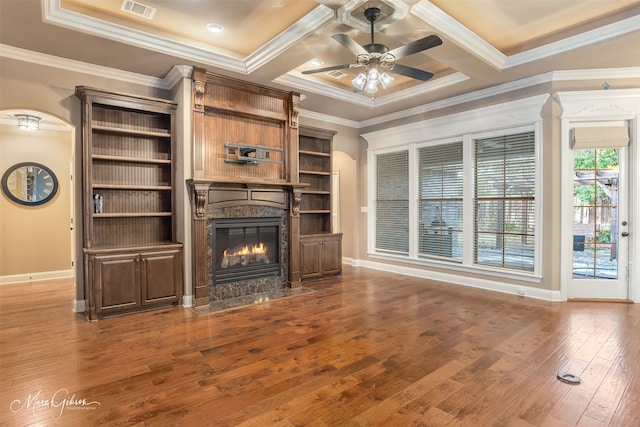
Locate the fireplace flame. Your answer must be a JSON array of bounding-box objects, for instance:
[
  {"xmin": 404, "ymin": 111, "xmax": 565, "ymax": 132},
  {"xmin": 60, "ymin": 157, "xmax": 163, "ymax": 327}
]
[{"xmin": 223, "ymin": 242, "xmax": 267, "ymax": 257}]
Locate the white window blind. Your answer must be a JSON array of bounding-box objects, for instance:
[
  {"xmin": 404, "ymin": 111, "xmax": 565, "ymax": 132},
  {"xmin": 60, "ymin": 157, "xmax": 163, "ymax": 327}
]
[
  {"xmin": 474, "ymin": 131, "xmax": 535, "ymax": 271},
  {"xmin": 418, "ymin": 142, "xmax": 463, "ymax": 261},
  {"xmin": 375, "ymin": 150, "xmax": 409, "ymax": 254}
]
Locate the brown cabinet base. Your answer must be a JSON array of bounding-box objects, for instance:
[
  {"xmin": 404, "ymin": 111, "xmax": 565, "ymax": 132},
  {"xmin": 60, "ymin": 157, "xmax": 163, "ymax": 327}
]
[
  {"xmin": 85, "ymin": 246, "xmax": 183, "ymax": 320},
  {"xmin": 299, "ymin": 233, "xmax": 342, "ymax": 281}
]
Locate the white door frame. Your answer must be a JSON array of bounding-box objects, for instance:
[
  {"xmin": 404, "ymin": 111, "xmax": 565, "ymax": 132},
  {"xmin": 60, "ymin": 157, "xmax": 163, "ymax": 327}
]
[{"xmin": 555, "ymin": 89, "xmax": 640, "ymax": 302}]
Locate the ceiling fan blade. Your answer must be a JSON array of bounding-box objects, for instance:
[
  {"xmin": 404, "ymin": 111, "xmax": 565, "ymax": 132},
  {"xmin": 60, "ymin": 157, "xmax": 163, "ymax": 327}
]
[
  {"xmin": 387, "ymin": 35, "xmax": 442, "ymax": 60},
  {"xmin": 301, "ymin": 63, "xmax": 359, "ymax": 75},
  {"xmin": 331, "ymin": 33, "xmax": 369, "ymax": 56},
  {"xmin": 391, "ymin": 63, "xmax": 435, "ymax": 81}
]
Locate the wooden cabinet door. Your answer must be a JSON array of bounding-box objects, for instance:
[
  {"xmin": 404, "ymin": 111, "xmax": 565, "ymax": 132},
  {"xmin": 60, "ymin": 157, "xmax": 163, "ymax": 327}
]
[
  {"xmin": 300, "ymin": 239, "xmax": 322, "ymax": 279},
  {"xmin": 140, "ymin": 249, "xmax": 182, "ymax": 305},
  {"xmin": 93, "ymin": 253, "xmax": 140, "ymax": 314},
  {"xmin": 322, "ymin": 236, "xmax": 342, "ymax": 275}
]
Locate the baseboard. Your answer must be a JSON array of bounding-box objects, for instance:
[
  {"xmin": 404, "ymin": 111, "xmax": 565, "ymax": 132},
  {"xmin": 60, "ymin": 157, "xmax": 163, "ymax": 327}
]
[
  {"xmin": 73, "ymin": 299, "xmax": 86, "ymax": 313},
  {"xmin": 182, "ymin": 294, "xmax": 194, "ymax": 307},
  {"xmin": 350, "ymin": 258, "xmax": 562, "ymax": 302},
  {"xmin": 0, "ymin": 269, "xmax": 73, "ymax": 285}
]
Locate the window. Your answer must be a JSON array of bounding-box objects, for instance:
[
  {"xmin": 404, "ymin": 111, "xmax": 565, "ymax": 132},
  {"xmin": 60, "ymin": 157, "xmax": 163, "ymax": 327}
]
[
  {"xmin": 418, "ymin": 142, "xmax": 463, "ymax": 261},
  {"xmin": 374, "ymin": 150, "xmax": 409, "ymax": 254},
  {"xmin": 474, "ymin": 131, "xmax": 535, "ymax": 271}
]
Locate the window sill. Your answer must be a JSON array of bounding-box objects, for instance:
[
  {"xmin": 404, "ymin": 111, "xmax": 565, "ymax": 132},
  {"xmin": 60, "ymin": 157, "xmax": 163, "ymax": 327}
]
[{"xmin": 368, "ymin": 252, "xmax": 542, "ymax": 283}]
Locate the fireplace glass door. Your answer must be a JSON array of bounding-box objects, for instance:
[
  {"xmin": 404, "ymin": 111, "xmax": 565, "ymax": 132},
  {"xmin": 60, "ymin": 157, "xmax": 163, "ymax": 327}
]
[{"xmin": 213, "ymin": 217, "xmax": 280, "ymax": 284}]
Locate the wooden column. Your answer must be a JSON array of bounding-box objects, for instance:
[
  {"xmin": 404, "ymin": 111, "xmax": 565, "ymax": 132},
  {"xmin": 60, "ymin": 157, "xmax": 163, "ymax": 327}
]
[
  {"xmin": 192, "ymin": 184, "xmax": 209, "ymax": 306},
  {"xmin": 289, "ymin": 190, "xmax": 302, "ymax": 288},
  {"xmin": 192, "ymin": 67, "xmax": 206, "ymax": 179}
]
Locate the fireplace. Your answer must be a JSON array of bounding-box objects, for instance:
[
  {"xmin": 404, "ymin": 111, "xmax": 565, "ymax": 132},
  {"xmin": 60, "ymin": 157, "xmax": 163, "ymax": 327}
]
[
  {"xmin": 193, "ymin": 188, "xmax": 295, "ymax": 304},
  {"xmin": 213, "ymin": 217, "xmax": 280, "ymax": 284}
]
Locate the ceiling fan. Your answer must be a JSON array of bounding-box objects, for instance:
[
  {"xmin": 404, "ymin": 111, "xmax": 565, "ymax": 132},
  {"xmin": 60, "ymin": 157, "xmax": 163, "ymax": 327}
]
[{"xmin": 302, "ymin": 7, "xmax": 443, "ymax": 95}]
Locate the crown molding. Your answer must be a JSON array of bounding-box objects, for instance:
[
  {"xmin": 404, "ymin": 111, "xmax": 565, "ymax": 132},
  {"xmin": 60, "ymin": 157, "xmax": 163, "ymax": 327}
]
[
  {"xmin": 362, "ymin": 94, "xmax": 550, "ymax": 150},
  {"xmin": 3, "ymin": 42, "xmax": 638, "ymax": 130},
  {"xmin": 411, "ymin": 1, "xmax": 506, "ymax": 70},
  {"xmin": 371, "ymin": 72, "xmax": 470, "ymax": 107},
  {"xmin": 0, "ymin": 44, "xmax": 185, "ymax": 90},
  {"xmin": 43, "ymin": 0, "xmax": 334, "ymax": 76},
  {"xmin": 275, "ymin": 72, "xmax": 376, "ymax": 107},
  {"xmin": 337, "ymin": 0, "xmax": 410, "ymax": 33},
  {"xmin": 554, "ymin": 88, "xmax": 640, "ymax": 119},
  {"xmin": 505, "ymin": 14, "xmax": 640, "ymax": 69},
  {"xmin": 245, "ymin": 5, "xmax": 335, "ymax": 73},
  {"xmin": 299, "ymin": 109, "xmax": 361, "ymax": 129},
  {"xmin": 360, "ymin": 67, "xmax": 640, "ymax": 128},
  {"xmin": 43, "ymin": 0, "xmax": 248, "ymax": 73}
]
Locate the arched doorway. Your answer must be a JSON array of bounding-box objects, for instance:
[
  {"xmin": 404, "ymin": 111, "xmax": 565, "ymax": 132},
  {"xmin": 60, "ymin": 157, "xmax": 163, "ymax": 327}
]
[{"xmin": 0, "ymin": 109, "xmax": 76, "ymax": 297}]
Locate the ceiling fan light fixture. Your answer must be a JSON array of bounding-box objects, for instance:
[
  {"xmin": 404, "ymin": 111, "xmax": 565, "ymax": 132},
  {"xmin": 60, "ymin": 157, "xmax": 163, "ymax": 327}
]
[
  {"xmin": 364, "ymin": 79, "xmax": 379, "ymax": 94},
  {"xmin": 352, "ymin": 73, "xmax": 367, "ymax": 91},
  {"xmin": 310, "ymin": 58, "xmax": 324, "ymax": 66},
  {"xmin": 367, "ymin": 67, "xmax": 380, "ymax": 82},
  {"xmin": 380, "ymin": 72, "xmax": 395, "ymax": 89}
]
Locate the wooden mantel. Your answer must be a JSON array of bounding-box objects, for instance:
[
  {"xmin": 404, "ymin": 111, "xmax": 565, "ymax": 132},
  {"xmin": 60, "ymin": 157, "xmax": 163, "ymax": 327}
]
[{"xmin": 189, "ymin": 68, "xmax": 303, "ymax": 308}]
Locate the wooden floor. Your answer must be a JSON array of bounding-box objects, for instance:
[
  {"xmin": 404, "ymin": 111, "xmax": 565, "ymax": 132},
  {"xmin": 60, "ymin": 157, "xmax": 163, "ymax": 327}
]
[{"xmin": 1, "ymin": 266, "xmax": 639, "ymax": 426}]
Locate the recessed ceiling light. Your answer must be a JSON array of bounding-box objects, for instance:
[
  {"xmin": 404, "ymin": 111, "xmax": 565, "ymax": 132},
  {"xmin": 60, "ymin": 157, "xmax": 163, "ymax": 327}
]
[
  {"xmin": 207, "ymin": 23, "xmax": 224, "ymax": 33},
  {"xmin": 310, "ymin": 58, "xmax": 324, "ymax": 66}
]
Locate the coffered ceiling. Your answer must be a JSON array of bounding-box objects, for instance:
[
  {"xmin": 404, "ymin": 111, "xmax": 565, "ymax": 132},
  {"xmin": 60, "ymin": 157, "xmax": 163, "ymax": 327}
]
[{"xmin": 1, "ymin": 0, "xmax": 639, "ymax": 123}]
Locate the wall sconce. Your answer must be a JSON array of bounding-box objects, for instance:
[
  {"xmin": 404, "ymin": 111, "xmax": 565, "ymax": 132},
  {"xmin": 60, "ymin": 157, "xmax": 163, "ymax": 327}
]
[{"xmin": 15, "ymin": 114, "xmax": 40, "ymax": 131}]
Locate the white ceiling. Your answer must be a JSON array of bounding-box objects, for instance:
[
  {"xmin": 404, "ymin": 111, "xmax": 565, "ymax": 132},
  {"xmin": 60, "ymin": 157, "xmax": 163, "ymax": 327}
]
[{"xmin": 1, "ymin": 0, "xmax": 639, "ymax": 123}]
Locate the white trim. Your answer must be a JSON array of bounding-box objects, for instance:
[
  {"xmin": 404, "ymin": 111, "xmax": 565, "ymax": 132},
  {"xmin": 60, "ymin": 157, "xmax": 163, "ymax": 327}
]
[
  {"xmin": 299, "ymin": 109, "xmax": 360, "ymax": 129},
  {"xmin": 362, "ymin": 94, "xmax": 549, "ymax": 150},
  {"xmin": 245, "ymin": 6, "xmax": 335, "ymax": 73},
  {"xmin": 73, "ymin": 299, "xmax": 86, "ymax": 313},
  {"xmin": 506, "ymin": 14, "xmax": 640, "ymax": 68},
  {"xmin": 43, "ymin": 0, "xmax": 248, "ymax": 73},
  {"xmin": 354, "ymin": 258, "xmax": 560, "ymax": 301},
  {"xmin": 0, "ymin": 269, "xmax": 73, "ymax": 285},
  {"xmin": 2, "ymin": 42, "xmax": 637, "ymax": 129},
  {"xmin": 364, "ymin": 96, "xmax": 547, "ymax": 287},
  {"xmin": 555, "ymin": 89, "xmax": 640, "ymax": 302},
  {"xmin": 182, "ymin": 294, "xmax": 194, "ymax": 308},
  {"xmin": 43, "ymin": 0, "xmax": 335, "ymax": 75},
  {"xmin": 359, "ymin": 69, "xmax": 640, "ymax": 128},
  {"xmin": 338, "ymin": 0, "xmax": 409, "ymax": 33},
  {"xmin": 276, "ymin": 71, "xmax": 470, "ymax": 112},
  {"xmin": 411, "ymin": 1, "xmax": 505, "ymax": 70},
  {"xmin": 0, "ymin": 44, "xmax": 190, "ymax": 90}
]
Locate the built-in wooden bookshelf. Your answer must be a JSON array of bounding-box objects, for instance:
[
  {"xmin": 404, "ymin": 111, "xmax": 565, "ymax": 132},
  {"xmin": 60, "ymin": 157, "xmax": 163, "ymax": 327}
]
[
  {"xmin": 298, "ymin": 126, "xmax": 342, "ymax": 281},
  {"xmin": 76, "ymin": 87, "xmax": 183, "ymax": 320}
]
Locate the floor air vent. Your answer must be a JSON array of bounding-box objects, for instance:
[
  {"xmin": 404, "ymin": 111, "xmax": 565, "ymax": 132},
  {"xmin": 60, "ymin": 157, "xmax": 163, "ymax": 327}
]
[{"xmin": 121, "ymin": 0, "xmax": 157, "ymax": 19}]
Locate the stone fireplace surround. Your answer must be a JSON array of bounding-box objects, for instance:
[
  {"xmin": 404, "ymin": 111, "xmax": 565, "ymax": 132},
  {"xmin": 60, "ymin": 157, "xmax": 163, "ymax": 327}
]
[
  {"xmin": 206, "ymin": 203, "xmax": 289, "ymax": 302},
  {"xmin": 189, "ymin": 183, "xmax": 305, "ymax": 308}
]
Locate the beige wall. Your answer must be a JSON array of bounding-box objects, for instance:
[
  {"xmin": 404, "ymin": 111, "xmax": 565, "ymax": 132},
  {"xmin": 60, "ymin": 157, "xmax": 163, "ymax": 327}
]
[
  {"xmin": 1, "ymin": 53, "xmax": 636, "ymax": 301},
  {"xmin": 0, "ymin": 125, "xmax": 71, "ymax": 277},
  {"xmin": 0, "ymin": 57, "xmax": 172, "ymax": 297}
]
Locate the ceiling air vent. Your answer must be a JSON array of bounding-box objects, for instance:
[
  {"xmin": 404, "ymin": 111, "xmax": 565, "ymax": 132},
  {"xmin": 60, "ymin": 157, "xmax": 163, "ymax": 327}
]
[
  {"xmin": 326, "ymin": 70, "xmax": 348, "ymax": 79},
  {"xmin": 121, "ymin": 0, "xmax": 157, "ymax": 20}
]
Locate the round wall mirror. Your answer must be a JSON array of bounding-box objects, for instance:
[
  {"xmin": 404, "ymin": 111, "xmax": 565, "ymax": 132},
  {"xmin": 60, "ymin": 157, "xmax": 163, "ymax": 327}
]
[{"xmin": 1, "ymin": 162, "xmax": 59, "ymax": 206}]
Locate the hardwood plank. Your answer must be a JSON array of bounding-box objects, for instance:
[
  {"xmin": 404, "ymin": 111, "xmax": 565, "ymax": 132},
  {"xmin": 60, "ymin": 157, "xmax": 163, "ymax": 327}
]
[{"xmin": 1, "ymin": 267, "xmax": 639, "ymax": 426}]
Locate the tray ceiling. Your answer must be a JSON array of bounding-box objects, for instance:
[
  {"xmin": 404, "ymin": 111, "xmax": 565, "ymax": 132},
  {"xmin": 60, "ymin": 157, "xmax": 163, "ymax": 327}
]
[{"xmin": 1, "ymin": 0, "xmax": 639, "ymax": 122}]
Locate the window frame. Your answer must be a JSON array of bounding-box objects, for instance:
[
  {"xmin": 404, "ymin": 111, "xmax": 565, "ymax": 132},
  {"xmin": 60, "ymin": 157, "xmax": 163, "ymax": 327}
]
[{"xmin": 368, "ymin": 123, "xmax": 543, "ymax": 282}]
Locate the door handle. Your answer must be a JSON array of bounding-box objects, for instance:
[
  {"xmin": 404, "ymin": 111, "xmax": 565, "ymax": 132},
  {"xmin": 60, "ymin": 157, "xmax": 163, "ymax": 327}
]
[{"xmin": 621, "ymin": 231, "xmax": 629, "ymax": 237}]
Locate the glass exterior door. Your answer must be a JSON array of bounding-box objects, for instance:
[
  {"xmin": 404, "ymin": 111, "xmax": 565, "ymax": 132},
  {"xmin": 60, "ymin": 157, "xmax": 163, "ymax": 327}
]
[{"xmin": 571, "ymin": 148, "xmax": 629, "ymax": 299}]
